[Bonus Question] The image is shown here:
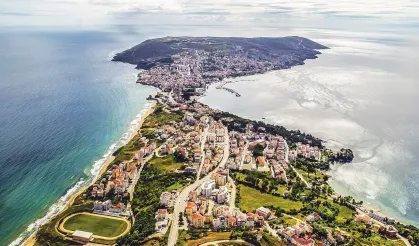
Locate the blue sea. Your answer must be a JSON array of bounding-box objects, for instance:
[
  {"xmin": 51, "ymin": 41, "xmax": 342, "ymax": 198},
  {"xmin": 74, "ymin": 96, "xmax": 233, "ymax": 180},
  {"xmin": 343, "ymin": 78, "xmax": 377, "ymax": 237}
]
[{"xmin": 0, "ymin": 28, "xmax": 155, "ymax": 245}]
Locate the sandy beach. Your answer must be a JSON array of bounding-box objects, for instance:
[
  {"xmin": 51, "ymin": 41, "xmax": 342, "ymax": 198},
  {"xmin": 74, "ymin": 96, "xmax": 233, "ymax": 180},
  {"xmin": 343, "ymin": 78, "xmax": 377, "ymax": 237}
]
[{"xmin": 23, "ymin": 101, "xmax": 156, "ymax": 246}]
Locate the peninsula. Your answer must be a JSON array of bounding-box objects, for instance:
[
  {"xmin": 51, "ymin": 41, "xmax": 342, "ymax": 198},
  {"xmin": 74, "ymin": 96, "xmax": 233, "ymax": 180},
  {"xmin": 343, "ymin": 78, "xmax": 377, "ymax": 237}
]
[
  {"xmin": 112, "ymin": 36, "xmax": 328, "ymax": 96},
  {"xmin": 29, "ymin": 37, "xmax": 419, "ymax": 246}
]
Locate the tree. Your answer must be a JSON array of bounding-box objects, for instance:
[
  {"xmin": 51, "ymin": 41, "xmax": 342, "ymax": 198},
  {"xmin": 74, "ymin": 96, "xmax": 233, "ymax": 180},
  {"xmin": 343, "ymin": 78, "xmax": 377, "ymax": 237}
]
[{"xmin": 262, "ymin": 180, "xmax": 269, "ymax": 192}]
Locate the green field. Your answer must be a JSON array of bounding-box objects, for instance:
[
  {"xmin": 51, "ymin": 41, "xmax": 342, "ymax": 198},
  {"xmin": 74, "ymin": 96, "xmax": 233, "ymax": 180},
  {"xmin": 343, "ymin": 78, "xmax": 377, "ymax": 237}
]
[
  {"xmin": 143, "ymin": 104, "xmax": 183, "ymax": 128},
  {"xmin": 149, "ymin": 154, "xmax": 184, "ymax": 173},
  {"xmin": 336, "ymin": 204, "xmax": 355, "ymax": 223},
  {"xmin": 63, "ymin": 213, "xmax": 128, "ymax": 238},
  {"xmin": 239, "ymin": 185, "xmax": 303, "ymax": 213}
]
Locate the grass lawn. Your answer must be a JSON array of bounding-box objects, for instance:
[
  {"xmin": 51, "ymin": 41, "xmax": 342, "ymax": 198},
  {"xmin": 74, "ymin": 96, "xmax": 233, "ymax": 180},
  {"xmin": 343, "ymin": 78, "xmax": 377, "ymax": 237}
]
[
  {"xmin": 239, "ymin": 185, "xmax": 303, "ymax": 213},
  {"xmin": 143, "ymin": 104, "xmax": 183, "ymax": 128},
  {"xmin": 262, "ymin": 233, "xmax": 285, "ymax": 246},
  {"xmin": 63, "ymin": 213, "xmax": 128, "ymax": 238},
  {"xmin": 149, "ymin": 154, "xmax": 184, "ymax": 173},
  {"xmin": 336, "ymin": 205, "xmax": 355, "ymax": 223},
  {"xmin": 185, "ymin": 232, "xmax": 231, "ymax": 246}
]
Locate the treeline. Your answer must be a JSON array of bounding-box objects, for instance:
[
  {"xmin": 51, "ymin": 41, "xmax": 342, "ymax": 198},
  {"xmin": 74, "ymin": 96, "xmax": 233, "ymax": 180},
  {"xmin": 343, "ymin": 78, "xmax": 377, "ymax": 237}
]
[
  {"xmin": 292, "ymin": 157, "xmax": 330, "ymax": 172},
  {"xmin": 395, "ymin": 223, "xmax": 419, "ymax": 246},
  {"xmin": 211, "ymin": 111, "xmax": 323, "ymax": 147}
]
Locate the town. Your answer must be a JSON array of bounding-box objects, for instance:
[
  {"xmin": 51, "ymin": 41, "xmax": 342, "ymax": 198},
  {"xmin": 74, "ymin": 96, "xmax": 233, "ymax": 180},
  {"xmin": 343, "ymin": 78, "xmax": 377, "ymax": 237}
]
[{"xmin": 33, "ymin": 89, "xmax": 416, "ymax": 246}]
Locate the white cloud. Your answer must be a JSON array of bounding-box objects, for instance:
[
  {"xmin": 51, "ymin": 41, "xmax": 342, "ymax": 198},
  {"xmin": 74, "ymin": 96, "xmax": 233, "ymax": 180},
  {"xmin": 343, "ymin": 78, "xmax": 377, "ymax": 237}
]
[{"xmin": 1, "ymin": 0, "xmax": 419, "ymax": 27}]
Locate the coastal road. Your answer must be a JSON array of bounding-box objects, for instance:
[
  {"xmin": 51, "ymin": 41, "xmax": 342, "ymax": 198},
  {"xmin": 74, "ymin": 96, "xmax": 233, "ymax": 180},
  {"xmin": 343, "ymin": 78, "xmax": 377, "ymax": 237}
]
[{"xmin": 168, "ymin": 128, "xmax": 229, "ymax": 246}]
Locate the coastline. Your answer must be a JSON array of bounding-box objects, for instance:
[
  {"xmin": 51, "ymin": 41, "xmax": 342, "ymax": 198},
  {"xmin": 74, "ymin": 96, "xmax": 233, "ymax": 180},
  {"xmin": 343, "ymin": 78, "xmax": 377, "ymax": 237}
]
[{"xmin": 20, "ymin": 100, "xmax": 157, "ymax": 246}]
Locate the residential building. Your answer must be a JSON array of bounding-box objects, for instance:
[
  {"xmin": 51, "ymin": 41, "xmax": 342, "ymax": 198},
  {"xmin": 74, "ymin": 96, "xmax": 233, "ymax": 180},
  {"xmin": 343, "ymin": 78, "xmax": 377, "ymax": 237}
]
[
  {"xmin": 156, "ymin": 209, "xmax": 167, "ymax": 220},
  {"xmin": 160, "ymin": 191, "xmax": 172, "ymax": 207},
  {"xmin": 256, "ymin": 207, "xmax": 271, "ymax": 219},
  {"xmin": 201, "ymin": 180, "xmax": 216, "ymax": 197},
  {"xmin": 192, "ymin": 212, "xmax": 204, "ymax": 228},
  {"xmin": 93, "ymin": 200, "xmax": 111, "ymax": 211}
]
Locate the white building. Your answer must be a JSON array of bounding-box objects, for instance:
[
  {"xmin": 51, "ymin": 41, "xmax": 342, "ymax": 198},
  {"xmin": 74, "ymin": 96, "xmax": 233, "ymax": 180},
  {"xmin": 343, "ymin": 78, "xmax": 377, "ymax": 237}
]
[
  {"xmin": 201, "ymin": 180, "xmax": 216, "ymax": 197},
  {"xmin": 160, "ymin": 191, "xmax": 172, "ymax": 207},
  {"xmin": 93, "ymin": 200, "xmax": 111, "ymax": 211}
]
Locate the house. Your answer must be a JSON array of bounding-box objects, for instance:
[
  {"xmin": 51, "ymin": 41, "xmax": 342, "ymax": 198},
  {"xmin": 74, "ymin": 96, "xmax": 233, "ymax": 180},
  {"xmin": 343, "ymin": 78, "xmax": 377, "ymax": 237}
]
[
  {"xmin": 160, "ymin": 191, "xmax": 172, "ymax": 207},
  {"xmin": 356, "ymin": 214, "xmax": 372, "ymax": 224},
  {"xmin": 199, "ymin": 205, "xmax": 206, "ymax": 215},
  {"xmin": 257, "ymin": 216, "xmax": 265, "ymax": 227},
  {"xmin": 214, "ymin": 173, "xmax": 227, "ymax": 186},
  {"xmin": 386, "ymin": 225, "xmax": 399, "ymax": 237},
  {"xmin": 256, "ymin": 207, "xmax": 272, "ymax": 219},
  {"xmin": 188, "ymin": 191, "xmax": 197, "ymax": 202},
  {"xmin": 109, "ymin": 203, "xmax": 124, "ymax": 214},
  {"xmin": 194, "ymin": 149, "xmax": 202, "ymax": 163},
  {"xmin": 291, "ymin": 235, "xmax": 315, "ymax": 246},
  {"xmin": 156, "ymin": 209, "xmax": 167, "ymax": 220},
  {"xmin": 192, "ymin": 213, "xmax": 204, "ymax": 228},
  {"xmin": 212, "ymin": 218, "xmax": 221, "ymax": 229},
  {"xmin": 237, "ymin": 215, "xmax": 247, "ymax": 227},
  {"xmin": 280, "ymin": 227, "xmax": 296, "ymax": 241},
  {"xmin": 244, "ymin": 154, "xmax": 251, "ymax": 164},
  {"xmin": 256, "ymin": 156, "xmax": 265, "ymax": 167},
  {"xmin": 306, "ymin": 212, "xmax": 321, "ymax": 222},
  {"xmin": 185, "ymin": 202, "xmax": 198, "ymax": 216},
  {"xmin": 72, "ymin": 230, "xmax": 93, "ymax": 244},
  {"xmin": 227, "ymin": 216, "xmax": 237, "ymax": 227},
  {"xmin": 184, "ymin": 166, "xmax": 197, "ymax": 173},
  {"xmin": 214, "ymin": 205, "xmax": 230, "ymax": 217}
]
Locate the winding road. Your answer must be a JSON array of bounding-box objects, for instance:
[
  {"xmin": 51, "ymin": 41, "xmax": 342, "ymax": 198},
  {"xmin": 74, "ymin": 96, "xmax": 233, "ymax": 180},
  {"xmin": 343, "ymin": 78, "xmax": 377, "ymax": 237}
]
[{"xmin": 168, "ymin": 128, "xmax": 229, "ymax": 246}]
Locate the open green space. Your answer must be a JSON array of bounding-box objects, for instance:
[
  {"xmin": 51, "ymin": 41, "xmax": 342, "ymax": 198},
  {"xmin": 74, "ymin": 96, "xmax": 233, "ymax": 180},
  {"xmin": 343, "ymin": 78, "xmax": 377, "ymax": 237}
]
[
  {"xmin": 149, "ymin": 154, "xmax": 184, "ymax": 173},
  {"xmin": 177, "ymin": 230, "xmax": 232, "ymax": 246},
  {"xmin": 143, "ymin": 103, "xmax": 183, "ymax": 128},
  {"xmin": 261, "ymin": 233, "xmax": 286, "ymax": 246},
  {"xmin": 63, "ymin": 213, "xmax": 128, "ymax": 238},
  {"xmin": 238, "ymin": 184, "xmax": 303, "ymax": 213},
  {"xmin": 336, "ymin": 205, "xmax": 356, "ymax": 223}
]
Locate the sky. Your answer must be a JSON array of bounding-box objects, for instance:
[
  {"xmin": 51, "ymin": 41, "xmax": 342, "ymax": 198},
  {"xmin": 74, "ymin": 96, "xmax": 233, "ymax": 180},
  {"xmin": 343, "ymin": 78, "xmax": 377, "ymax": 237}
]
[{"xmin": 1, "ymin": 0, "xmax": 419, "ymax": 28}]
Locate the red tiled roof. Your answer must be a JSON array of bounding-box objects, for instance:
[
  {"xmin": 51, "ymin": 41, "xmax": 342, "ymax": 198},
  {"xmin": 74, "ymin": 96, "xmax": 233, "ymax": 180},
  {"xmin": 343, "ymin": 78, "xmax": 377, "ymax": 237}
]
[
  {"xmin": 192, "ymin": 213, "xmax": 203, "ymax": 220},
  {"xmin": 292, "ymin": 235, "xmax": 314, "ymax": 245},
  {"xmin": 186, "ymin": 202, "xmax": 197, "ymax": 208}
]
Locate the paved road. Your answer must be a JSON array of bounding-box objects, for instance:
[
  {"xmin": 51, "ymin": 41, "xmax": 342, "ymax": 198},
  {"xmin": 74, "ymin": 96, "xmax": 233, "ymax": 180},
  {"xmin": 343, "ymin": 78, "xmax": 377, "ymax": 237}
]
[
  {"xmin": 168, "ymin": 128, "xmax": 229, "ymax": 246},
  {"xmin": 228, "ymin": 177, "xmax": 236, "ymax": 211},
  {"xmin": 199, "ymin": 239, "xmax": 248, "ymax": 246},
  {"xmin": 239, "ymin": 141, "xmax": 249, "ymax": 170}
]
